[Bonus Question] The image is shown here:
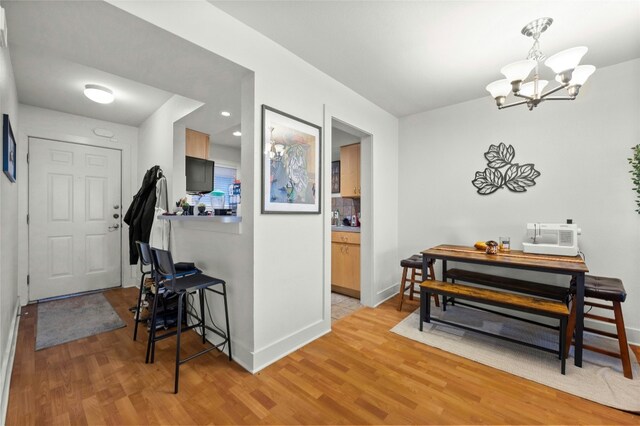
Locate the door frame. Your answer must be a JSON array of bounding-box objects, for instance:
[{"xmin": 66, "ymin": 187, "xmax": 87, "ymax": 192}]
[
  {"xmin": 323, "ymin": 106, "xmax": 374, "ymax": 325},
  {"xmin": 27, "ymin": 137, "xmax": 124, "ymax": 302},
  {"xmin": 17, "ymin": 120, "xmax": 136, "ymax": 306}
]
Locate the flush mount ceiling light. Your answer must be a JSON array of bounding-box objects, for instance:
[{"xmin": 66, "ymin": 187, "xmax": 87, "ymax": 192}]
[
  {"xmin": 84, "ymin": 84, "xmax": 115, "ymax": 104},
  {"xmin": 220, "ymin": 111, "xmax": 231, "ymax": 117},
  {"xmin": 486, "ymin": 18, "xmax": 595, "ymax": 111},
  {"xmin": 233, "ymin": 131, "xmax": 241, "ymax": 137}
]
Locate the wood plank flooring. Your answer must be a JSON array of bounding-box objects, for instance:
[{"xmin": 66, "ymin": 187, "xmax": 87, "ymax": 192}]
[{"xmin": 6, "ymin": 287, "xmax": 640, "ymax": 425}]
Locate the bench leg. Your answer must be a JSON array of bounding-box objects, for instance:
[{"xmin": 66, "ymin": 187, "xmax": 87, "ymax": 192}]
[{"xmin": 560, "ymin": 316, "xmax": 567, "ymax": 375}]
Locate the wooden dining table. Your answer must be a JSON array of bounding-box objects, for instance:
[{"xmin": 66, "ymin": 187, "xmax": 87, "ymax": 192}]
[{"xmin": 421, "ymin": 244, "xmax": 590, "ymax": 367}]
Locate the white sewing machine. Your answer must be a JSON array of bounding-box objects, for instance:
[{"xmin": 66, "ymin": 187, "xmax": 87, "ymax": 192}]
[{"xmin": 522, "ymin": 223, "xmax": 581, "ymax": 256}]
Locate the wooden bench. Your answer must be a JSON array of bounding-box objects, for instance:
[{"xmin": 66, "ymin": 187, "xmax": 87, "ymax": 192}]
[
  {"xmin": 419, "ymin": 279, "xmax": 569, "ymax": 374},
  {"xmin": 445, "ymin": 268, "xmax": 570, "ymax": 302}
]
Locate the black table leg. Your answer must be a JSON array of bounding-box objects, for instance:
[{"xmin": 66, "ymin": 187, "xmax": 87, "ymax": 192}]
[
  {"xmin": 419, "ymin": 287, "xmax": 425, "ymax": 331},
  {"xmin": 199, "ymin": 289, "xmax": 206, "ymax": 344},
  {"xmin": 442, "ymin": 259, "xmax": 448, "ymax": 311},
  {"xmin": 574, "ymin": 273, "xmax": 585, "ymax": 367}
]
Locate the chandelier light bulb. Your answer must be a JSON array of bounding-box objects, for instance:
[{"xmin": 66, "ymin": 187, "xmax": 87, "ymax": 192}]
[
  {"xmin": 500, "ymin": 59, "xmax": 537, "ymax": 84},
  {"xmin": 544, "ymin": 46, "xmax": 588, "ymax": 74},
  {"xmin": 519, "ymin": 80, "xmax": 548, "ymax": 98},
  {"xmin": 84, "ymin": 84, "xmax": 114, "ymax": 104},
  {"xmin": 567, "ymin": 64, "xmax": 596, "ymax": 86},
  {"xmin": 486, "ymin": 79, "xmax": 512, "ymax": 98}
]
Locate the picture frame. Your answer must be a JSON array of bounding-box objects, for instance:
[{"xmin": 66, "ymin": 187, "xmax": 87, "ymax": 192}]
[
  {"xmin": 3, "ymin": 114, "xmax": 16, "ymax": 183},
  {"xmin": 331, "ymin": 161, "xmax": 340, "ymax": 194},
  {"xmin": 262, "ymin": 105, "xmax": 322, "ymax": 214}
]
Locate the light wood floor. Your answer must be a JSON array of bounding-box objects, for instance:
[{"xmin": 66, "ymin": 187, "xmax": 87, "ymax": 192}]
[{"xmin": 6, "ymin": 287, "xmax": 640, "ymax": 425}]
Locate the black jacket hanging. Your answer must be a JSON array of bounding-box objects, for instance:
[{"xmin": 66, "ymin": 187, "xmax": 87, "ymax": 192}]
[{"xmin": 124, "ymin": 165, "xmax": 161, "ymax": 264}]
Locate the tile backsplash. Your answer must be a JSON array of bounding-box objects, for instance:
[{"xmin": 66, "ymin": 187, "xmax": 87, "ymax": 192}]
[{"xmin": 331, "ymin": 197, "xmax": 360, "ymax": 222}]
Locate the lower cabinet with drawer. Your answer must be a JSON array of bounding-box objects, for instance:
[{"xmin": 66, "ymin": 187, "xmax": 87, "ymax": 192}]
[{"xmin": 331, "ymin": 231, "xmax": 360, "ymax": 298}]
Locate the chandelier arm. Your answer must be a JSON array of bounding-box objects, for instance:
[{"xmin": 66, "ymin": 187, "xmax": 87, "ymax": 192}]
[
  {"xmin": 539, "ymin": 84, "xmax": 569, "ymax": 99},
  {"xmin": 498, "ymin": 100, "xmax": 529, "ymax": 110},
  {"xmin": 513, "ymin": 93, "xmax": 534, "ymax": 101},
  {"xmin": 541, "ymin": 96, "xmax": 576, "ymax": 101}
]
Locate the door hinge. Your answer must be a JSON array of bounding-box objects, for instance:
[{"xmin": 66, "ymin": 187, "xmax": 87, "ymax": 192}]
[
  {"xmin": 27, "ymin": 275, "xmax": 30, "ymax": 285},
  {"xmin": 26, "ymin": 214, "xmax": 29, "ymax": 225}
]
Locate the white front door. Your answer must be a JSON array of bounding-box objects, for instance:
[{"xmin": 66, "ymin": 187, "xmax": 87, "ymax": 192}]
[{"xmin": 29, "ymin": 138, "xmax": 122, "ymax": 301}]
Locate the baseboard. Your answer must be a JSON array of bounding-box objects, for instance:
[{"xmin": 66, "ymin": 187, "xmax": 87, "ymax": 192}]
[
  {"xmin": 584, "ymin": 318, "xmax": 640, "ymax": 347},
  {"xmin": 373, "ymin": 282, "xmax": 399, "ymax": 307},
  {"xmin": 1, "ymin": 299, "xmax": 20, "ymax": 425},
  {"xmin": 251, "ymin": 319, "xmax": 330, "ymax": 373}
]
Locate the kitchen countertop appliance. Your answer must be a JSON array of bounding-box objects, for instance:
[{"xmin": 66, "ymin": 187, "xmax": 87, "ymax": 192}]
[{"xmin": 522, "ymin": 222, "xmax": 581, "ymax": 256}]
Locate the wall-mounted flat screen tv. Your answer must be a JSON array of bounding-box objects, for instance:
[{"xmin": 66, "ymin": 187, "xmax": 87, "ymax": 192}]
[{"xmin": 186, "ymin": 156, "xmax": 214, "ymax": 193}]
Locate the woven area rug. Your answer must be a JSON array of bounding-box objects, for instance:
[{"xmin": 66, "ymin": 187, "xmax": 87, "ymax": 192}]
[
  {"xmin": 391, "ymin": 303, "xmax": 640, "ymax": 412},
  {"xmin": 36, "ymin": 292, "xmax": 126, "ymax": 351}
]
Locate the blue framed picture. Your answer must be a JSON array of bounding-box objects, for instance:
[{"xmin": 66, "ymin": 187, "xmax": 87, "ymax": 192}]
[{"xmin": 3, "ymin": 114, "xmax": 16, "ymax": 182}]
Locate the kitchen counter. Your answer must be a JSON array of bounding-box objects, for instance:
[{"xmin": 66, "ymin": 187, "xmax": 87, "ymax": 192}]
[
  {"xmin": 158, "ymin": 214, "xmax": 242, "ymax": 223},
  {"xmin": 332, "ymin": 225, "xmax": 360, "ymax": 233}
]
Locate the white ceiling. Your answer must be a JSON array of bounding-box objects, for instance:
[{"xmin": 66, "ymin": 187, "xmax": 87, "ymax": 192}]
[
  {"xmin": 211, "ymin": 0, "xmax": 640, "ymax": 117},
  {"xmin": 11, "ymin": 47, "xmax": 173, "ymax": 127},
  {"xmin": 5, "ymin": 1, "xmax": 250, "ymax": 147}
]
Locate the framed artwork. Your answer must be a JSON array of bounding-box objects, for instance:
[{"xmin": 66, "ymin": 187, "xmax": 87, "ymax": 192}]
[
  {"xmin": 3, "ymin": 114, "xmax": 16, "ymax": 183},
  {"xmin": 331, "ymin": 161, "xmax": 340, "ymax": 194},
  {"xmin": 262, "ymin": 105, "xmax": 322, "ymax": 214}
]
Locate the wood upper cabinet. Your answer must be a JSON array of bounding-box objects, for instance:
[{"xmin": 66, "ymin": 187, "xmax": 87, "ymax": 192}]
[
  {"xmin": 185, "ymin": 128, "xmax": 210, "ymax": 159},
  {"xmin": 331, "ymin": 231, "xmax": 360, "ymax": 298},
  {"xmin": 340, "ymin": 143, "xmax": 360, "ymax": 198}
]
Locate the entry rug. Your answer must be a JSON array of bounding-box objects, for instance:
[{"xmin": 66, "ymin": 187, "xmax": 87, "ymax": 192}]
[
  {"xmin": 36, "ymin": 292, "xmax": 126, "ymax": 351},
  {"xmin": 391, "ymin": 303, "xmax": 640, "ymax": 412}
]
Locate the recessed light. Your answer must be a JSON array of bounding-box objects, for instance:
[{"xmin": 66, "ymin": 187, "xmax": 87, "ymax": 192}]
[
  {"xmin": 220, "ymin": 111, "xmax": 231, "ymax": 117},
  {"xmin": 233, "ymin": 131, "xmax": 241, "ymax": 137},
  {"xmin": 84, "ymin": 84, "xmax": 114, "ymax": 104}
]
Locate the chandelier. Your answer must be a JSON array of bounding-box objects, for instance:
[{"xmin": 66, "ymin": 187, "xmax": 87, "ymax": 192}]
[{"xmin": 486, "ymin": 18, "xmax": 595, "ymax": 111}]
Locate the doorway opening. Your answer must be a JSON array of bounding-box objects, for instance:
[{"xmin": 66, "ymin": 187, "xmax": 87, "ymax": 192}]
[{"xmin": 329, "ymin": 118, "xmax": 372, "ymax": 323}]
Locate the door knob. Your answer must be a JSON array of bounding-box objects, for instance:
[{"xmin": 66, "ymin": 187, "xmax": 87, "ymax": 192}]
[
  {"xmin": 108, "ymin": 224, "xmax": 120, "ymax": 231},
  {"xmin": 113, "ymin": 213, "xmax": 120, "ymax": 219},
  {"xmin": 113, "ymin": 204, "xmax": 120, "ymax": 209}
]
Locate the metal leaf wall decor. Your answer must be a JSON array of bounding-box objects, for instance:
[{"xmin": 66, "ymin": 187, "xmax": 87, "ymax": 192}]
[{"xmin": 472, "ymin": 143, "xmax": 540, "ymax": 195}]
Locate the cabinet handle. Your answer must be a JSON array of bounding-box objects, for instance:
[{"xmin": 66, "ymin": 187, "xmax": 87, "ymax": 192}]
[
  {"xmin": 345, "ymin": 246, "xmax": 349, "ymax": 254},
  {"xmin": 353, "ymin": 187, "xmax": 356, "ymax": 194},
  {"xmin": 340, "ymin": 246, "xmax": 344, "ymax": 254}
]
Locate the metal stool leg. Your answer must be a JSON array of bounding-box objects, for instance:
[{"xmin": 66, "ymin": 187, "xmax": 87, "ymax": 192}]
[
  {"xmin": 133, "ymin": 271, "xmax": 148, "ymax": 341},
  {"xmin": 222, "ymin": 282, "xmax": 232, "ymax": 361},
  {"xmin": 174, "ymin": 292, "xmax": 184, "ymax": 394},
  {"xmin": 145, "ymin": 288, "xmax": 160, "ymax": 364}
]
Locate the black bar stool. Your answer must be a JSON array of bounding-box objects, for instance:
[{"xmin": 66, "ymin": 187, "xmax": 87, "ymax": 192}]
[
  {"xmin": 132, "ymin": 241, "xmax": 200, "ymax": 341},
  {"xmin": 148, "ymin": 247, "xmax": 232, "ymax": 393},
  {"xmin": 398, "ymin": 255, "xmax": 439, "ymax": 311},
  {"xmin": 566, "ymin": 274, "xmax": 633, "ymax": 379}
]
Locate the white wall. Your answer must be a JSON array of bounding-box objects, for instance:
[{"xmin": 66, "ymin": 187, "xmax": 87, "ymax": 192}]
[
  {"xmin": 210, "ymin": 143, "xmax": 240, "ymax": 166},
  {"xmin": 110, "ymin": 0, "xmax": 399, "ymax": 372},
  {"xmin": 137, "ymin": 95, "xmax": 202, "ymax": 203},
  {"xmin": 173, "ymin": 123, "xmax": 186, "ymax": 206},
  {"xmin": 17, "ymin": 104, "xmax": 141, "ymax": 294},
  {"xmin": 0, "ymin": 28, "xmax": 19, "ymax": 422},
  {"xmin": 399, "ymin": 59, "xmax": 640, "ymax": 342}
]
